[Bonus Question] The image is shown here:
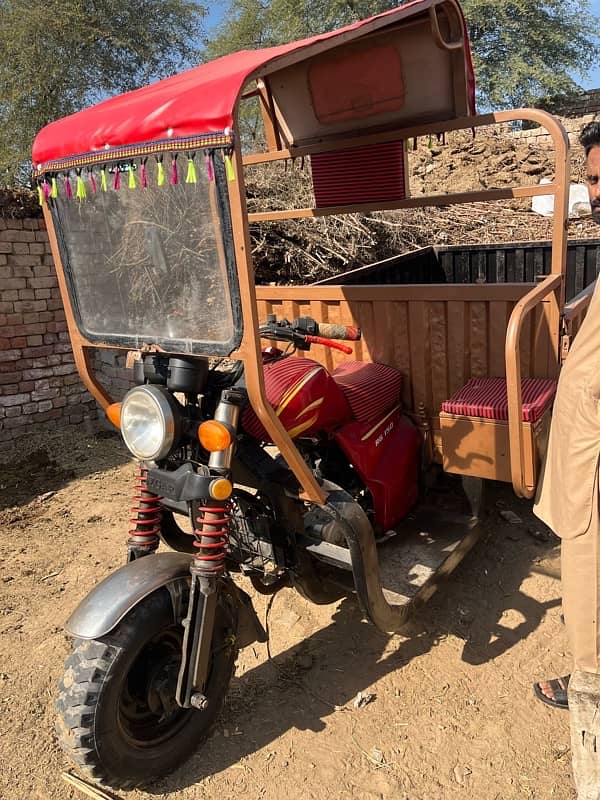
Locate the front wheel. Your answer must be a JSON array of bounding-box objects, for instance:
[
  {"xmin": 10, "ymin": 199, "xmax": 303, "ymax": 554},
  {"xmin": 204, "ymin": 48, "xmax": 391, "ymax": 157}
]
[{"xmin": 55, "ymin": 582, "xmax": 237, "ymax": 789}]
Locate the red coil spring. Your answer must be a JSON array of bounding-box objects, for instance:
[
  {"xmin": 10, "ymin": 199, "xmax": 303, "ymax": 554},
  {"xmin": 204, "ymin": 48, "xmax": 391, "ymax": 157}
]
[
  {"xmin": 128, "ymin": 465, "xmax": 162, "ymax": 552},
  {"xmin": 193, "ymin": 503, "xmax": 231, "ymax": 574}
]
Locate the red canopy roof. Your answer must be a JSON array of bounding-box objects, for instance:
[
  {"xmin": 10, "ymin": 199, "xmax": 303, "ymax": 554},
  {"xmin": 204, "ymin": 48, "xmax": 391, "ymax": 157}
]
[{"xmin": 32, "ymin": 0, "xmax": 475, "ymax": 171}]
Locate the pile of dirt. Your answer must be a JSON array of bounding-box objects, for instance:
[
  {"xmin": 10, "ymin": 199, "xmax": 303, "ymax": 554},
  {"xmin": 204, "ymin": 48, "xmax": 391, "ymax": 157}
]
[{"xmin": 247, "ymin": 126, "xmax": 597, "ymax": 284}]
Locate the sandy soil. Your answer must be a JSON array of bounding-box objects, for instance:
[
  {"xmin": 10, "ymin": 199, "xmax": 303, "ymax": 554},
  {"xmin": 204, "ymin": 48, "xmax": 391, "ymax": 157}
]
[{"xmin": 0, "ymin": 427, "xmax": 575, "ymax": 800}]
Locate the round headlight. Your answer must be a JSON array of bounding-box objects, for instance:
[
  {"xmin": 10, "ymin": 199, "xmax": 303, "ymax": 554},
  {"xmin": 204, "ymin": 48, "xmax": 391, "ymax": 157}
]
[{"xmin": 120, "ymin": 385, "xmax": 180, "ymax": 461}]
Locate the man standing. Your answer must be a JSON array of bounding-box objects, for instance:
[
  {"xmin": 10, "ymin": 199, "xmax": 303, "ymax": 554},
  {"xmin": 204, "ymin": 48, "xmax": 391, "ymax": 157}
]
[{"xmin": 534, "ymin": 121, "xmax": 600, "ymax": 799}]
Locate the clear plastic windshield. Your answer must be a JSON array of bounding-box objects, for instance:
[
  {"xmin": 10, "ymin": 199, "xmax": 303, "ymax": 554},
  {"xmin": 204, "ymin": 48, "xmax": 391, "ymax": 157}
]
[{"xmin": 51, "ymin": 154, "xmax": 242, "ymax": 355}]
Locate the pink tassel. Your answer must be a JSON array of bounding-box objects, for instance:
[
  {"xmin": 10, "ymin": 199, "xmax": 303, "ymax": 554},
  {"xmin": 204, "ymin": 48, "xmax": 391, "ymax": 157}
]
[
  {"xmin": 42, "ymin": 180, "xmax": 52, "ymax": 200},
  {"xmin": 89, "ymin": 172, "xmax": 97, "ymax": 193},
  {"xmin": 113, "ymin": 169, "xmax": 121, "ymax": 190},
  {"xmin": 205, "ymin": 153, "xmax": 214, "ymax": 182},
  {"xmin": 64, "ymin": 175, "xmax": 72, "ymax": 198},
  {"xmin": 140, "ymin": 161, "xmax": 148, "ymax": 188},
  {"xmin": 171, "ymin": 157, "xmax": 178, "ymax": 185}
]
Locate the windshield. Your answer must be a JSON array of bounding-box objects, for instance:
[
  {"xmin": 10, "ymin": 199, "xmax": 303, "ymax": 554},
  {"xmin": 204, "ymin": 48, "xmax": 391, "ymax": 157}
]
[{"xmin": 51, "ymin": 153, "xmax": 242, "ymax": 355}]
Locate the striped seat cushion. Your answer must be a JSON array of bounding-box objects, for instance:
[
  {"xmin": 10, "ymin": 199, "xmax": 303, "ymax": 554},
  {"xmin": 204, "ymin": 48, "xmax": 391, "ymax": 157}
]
[
  {"xmin": 441, "ymin": 377, "xmax": 556, "ymax": 423},
  {"xmin": 332, "ymin": 361, "xmax": 402, "ymax": 422}
]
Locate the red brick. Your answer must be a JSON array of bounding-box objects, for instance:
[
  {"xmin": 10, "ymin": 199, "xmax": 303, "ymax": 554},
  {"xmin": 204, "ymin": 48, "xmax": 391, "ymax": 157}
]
[
  {"xmin": 0, "ymin": 371, "xmax": 20, "ymax": 384},
  {"xmin": 54, "ymin": 310, "xmax": 66, "ymax": 322},
  {"xmin": 38, "ymin": 312, "xmax": 53, "ymax": 323},
  {"xmin": 0, "ymin": 314, "xmax": 6, "ymax": 327},
  {"xmin": 0, "ymin": 392, "xmax": 30, "ymax": 407},
  {"xmin": 10, "ymin": 337, "xmax": 27, "ymax": 348},
  {"xmin": 1, "ymin": 384, "xmax": 18, "ymax": 393},
  {"xmin": 7, "ymin": 254, "xmax": 42, "ymax": 267},
  {"xmin": 3, "ymin": 291, "xmax": 18, "ymax": 302},
  {"xmin": 12, "ymin": 265, "xmax": 34, "ymax": 278},
  {"xmin": 0, "ymin": 229, "xmax": 35, "ymax": 242},
  {"xmin": 0, "ymin": 337, "xmax": 10, "ymax": 348},
  {"xmin": 27, "ymin": 335, "xmax": 43, "ymax": 346},
  {"xmin": 5, "ymin": 315, "xmax": 21, "ymax": 325},
  {"xmin": 19, "ymin": 381, "xmax": 34, "ymax": 392},
  {"xmin": 34, "ymin": 231, "xmax": 49, "ymax": 242},
  {"xmin": 21, "ymin": 345, "xmax": 53, "ymax": 358},
  {"xmin": 13, "ymin": 300, "xmax": 47, "ymax": 313},
  {"xmin": 0, "ymin": 349, "xmax": 21, "ymax": 363},
  {"xmin": 47, "ymin": 321, "xmax": 67, "ymax": 333},
  {"xmin": 54, "ymin": 364, "xmax": 77, "ymax": 377},
  {"xmin": 4, "ymin": 277, "xmax": 27, "ymax": 290},
  {"xmin": 0, "ymin": 302, "xmax": 14, "ymax": 313},
  {"xmin": 47, "ymin": 299, "xmax": 63, "ymax": 311},
  {"xmin": 31, "ymin": 387, "xmax": 59, "ymax": 401}
]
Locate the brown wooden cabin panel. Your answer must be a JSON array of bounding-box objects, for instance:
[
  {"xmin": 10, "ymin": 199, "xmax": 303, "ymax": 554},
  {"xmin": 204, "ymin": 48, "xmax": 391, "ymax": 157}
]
[{"xmin": 255, "ymin": 284, "xmax": 558, "ymax": 459}]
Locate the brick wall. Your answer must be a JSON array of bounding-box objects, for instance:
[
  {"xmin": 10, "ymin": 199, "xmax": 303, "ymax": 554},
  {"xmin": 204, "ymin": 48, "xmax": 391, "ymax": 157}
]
[{"xmin": 0, "ymin": 216, "xmax": 100, "ymax": 444}]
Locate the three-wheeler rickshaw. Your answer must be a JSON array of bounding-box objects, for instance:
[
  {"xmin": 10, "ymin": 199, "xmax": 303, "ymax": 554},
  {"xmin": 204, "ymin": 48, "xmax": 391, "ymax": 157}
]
[{"xmin": 32, "ymin": 0, "xmax": 592, "ymax": 788}]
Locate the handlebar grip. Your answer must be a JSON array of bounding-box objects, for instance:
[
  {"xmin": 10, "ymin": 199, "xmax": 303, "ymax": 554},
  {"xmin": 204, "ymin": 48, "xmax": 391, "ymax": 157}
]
[
  {"xmin": 317, "ymin": 323, "xmax": 361, "ymax": 341},
  {"xmin": 305, "ymin": 335, "xmax": 353, "ymax": 354}
]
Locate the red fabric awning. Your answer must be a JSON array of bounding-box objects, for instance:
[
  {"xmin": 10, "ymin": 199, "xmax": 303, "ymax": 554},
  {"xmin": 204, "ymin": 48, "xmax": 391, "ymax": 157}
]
[{"xmin": 32, "ymin": 0, "xmax": 475, "ymax": 172}]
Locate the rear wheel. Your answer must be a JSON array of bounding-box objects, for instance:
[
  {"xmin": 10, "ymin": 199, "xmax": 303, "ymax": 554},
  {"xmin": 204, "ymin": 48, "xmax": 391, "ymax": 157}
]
[{"xmin": 55, "ymin": 582, "xmax": 237, "ymax": 789}]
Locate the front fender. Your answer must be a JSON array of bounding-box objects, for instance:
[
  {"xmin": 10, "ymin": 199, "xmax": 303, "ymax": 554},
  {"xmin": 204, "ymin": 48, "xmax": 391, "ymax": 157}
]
[{"xmin": 65, "ymin": 552, "xmax": 192, "ymax": 640}]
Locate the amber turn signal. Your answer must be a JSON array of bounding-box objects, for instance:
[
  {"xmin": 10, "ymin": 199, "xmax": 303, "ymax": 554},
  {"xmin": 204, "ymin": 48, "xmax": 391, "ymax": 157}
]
[
  {"xmin": 106, "ymin": 402, "xmax": 122, "ymax": 429},
  {"xmin": 209, "ymin": 478, "xmax": 233, "ymax": 500},
  {"xmin": 198, "ymin": 420, "xmax": 232, "ymax": 452}
]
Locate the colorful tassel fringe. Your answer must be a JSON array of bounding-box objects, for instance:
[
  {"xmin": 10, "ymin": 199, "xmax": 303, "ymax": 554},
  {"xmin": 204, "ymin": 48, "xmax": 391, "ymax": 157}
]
[
  {"xmin": 42, "ymin": 181, "xmax": 52, "ymax": 201},
  {"xmin": 157, "ymin": 159, "xmax": 165, "ymax": 186},
  {"xmin": 64, "ymin": 176, "xmax": 72, "ymax": 199},
  {"xmin": 224, "ymin": 154, "xmax": 235, "ymax": 181},
  {"xmin": 140, "ymin": 161, "xmax": 148, "ymax": 188},
  {"xmin": 51, "ymin": 177, "xmax": 58, "ymax": 199},
  {"xmin": 113, "ymin": 169, "xmax": 121, "ymax": 190},
  {"xmin": 76, "ymin": 173, "xmax": 87, "ymax": 201},
  {"xmin": 170, "ymin": 157, "xmax": 178, "ymax": 185},
  {"xmin": 128, "ymin": 165, "xmax": 136, "ymax": 189},
  {"xmin": 89, "ymin": 171, "xmax": 97, "ymax": 194},
  {"xmin": 37, "ymin": 184, "xmax": 44, "ymax": 206},
  {"xmin": 205, "ymin": 153, "xmax": 214, "ymax": 182},
  {"xmin": 185, "ymin": 156, "xmax": 197, "ymax": 184},
  {"xmin": 101, "ymin": 168, "xmax": 108, "ymax": 192}
]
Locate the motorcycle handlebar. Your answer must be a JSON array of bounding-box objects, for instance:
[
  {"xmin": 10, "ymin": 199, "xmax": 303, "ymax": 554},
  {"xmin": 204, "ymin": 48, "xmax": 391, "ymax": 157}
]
[{"xmin": 304, "ymin": 335, "xmax": 353, "ymax": 354}]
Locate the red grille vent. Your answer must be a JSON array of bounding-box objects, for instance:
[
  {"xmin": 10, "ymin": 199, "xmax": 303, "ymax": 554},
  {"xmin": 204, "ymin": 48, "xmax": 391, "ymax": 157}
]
[{"xmin": 311, "ymin": 140, "xmax": 406, "ymax": 208}]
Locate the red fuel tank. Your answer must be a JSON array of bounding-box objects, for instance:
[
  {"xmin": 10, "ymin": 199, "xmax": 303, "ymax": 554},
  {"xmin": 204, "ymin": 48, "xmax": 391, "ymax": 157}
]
[{"xmin": 242, "ymin": 356, "xmax": 352, "ymax": 442}]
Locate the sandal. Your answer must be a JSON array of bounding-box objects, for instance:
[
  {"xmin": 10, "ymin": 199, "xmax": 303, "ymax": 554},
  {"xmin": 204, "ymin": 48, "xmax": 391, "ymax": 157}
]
[{"xmin": 533, "ymin": 674, "xmax": 570, "ymax": 709}]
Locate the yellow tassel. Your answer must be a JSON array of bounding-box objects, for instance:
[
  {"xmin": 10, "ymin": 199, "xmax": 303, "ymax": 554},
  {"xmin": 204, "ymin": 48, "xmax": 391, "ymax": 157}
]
[
  {"xmin": 224, "ymin": 154, "xmax": 235, "ymax": 181},
  {"xmin": 76, "ymin": 174, "xmax": 87, "ymax": 201},
  {"xmin": 185, "ymin": 157, "xmax": 197, "ymax": 184},
  {"xmin": 157, "ymin": 160, "xmax": 165, "ymax": 186},
  {"xmin": 37, "ymin": 185, "xmax": 44, "ymax": 206},
  {"xmin": 100, "ymin": 169, "xmax": 108, "ymax": 191},
  {"xmin": 128, "ymin": 167, "xmax": 136, "ymax": 189},
  {"xmin": 51, "ymin": 177, "xmax": 58, "ymax": 198}
]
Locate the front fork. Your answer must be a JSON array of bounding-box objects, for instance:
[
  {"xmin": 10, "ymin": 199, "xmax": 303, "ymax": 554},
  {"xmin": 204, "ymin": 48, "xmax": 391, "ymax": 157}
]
[{"xmin": 176, "ymin": 389, "xmax": 243, "ymax": 709}]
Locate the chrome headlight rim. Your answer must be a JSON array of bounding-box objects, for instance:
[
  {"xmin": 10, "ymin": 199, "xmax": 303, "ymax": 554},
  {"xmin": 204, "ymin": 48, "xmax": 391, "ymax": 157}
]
[{"xmin": 120, "ymin": 384, "xmax": 181, "ymax": 462}]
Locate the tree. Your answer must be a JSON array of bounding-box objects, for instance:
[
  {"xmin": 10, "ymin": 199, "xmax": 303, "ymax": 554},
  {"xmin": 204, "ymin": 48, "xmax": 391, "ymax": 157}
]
[
  {"xmin": 0, "ymin": 0, "xmax": 206, "ymax": 183},
  {"xmin": 207, "ymin": 0, "xmax": 598, "ymax": 115},
  {"xmin": 461, "ymin": 0, "xmax": 597, "ymax": 109}
]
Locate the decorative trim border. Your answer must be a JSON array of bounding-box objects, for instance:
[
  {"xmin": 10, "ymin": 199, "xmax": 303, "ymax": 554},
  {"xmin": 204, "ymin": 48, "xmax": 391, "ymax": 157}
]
[{"xmin": 34, "ymin": 131, "xmax": 234, "ymax": 176}]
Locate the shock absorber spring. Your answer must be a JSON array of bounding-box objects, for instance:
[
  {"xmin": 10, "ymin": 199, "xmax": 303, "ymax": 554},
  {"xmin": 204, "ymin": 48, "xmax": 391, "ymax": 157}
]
[
  {"xmin": 192, "ymin": 500, "xmax": 232, "ymax": 576},
  {"xmin": 127, "ymin": 464, "xmax": 162, "ymax": 561}
]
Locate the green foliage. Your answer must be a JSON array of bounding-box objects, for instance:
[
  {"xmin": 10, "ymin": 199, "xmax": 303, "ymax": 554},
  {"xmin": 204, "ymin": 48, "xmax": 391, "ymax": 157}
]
[
  {"xmin": 0, "ymin": 0, "xmax": 206, "ymax": 183},
  {"xmin": 207, "ymin": 0, "xmax": 598, "ymax": 121},
  {"xmin": 461, "ymin": 0, "xmax": 597, "ymax": 109}
]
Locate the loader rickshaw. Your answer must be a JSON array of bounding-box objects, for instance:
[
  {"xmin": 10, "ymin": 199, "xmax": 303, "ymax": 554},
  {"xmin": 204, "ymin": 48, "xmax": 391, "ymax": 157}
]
[{"xmin": 32, "ymin": 0, "xmax": 590, "ymax": 788}]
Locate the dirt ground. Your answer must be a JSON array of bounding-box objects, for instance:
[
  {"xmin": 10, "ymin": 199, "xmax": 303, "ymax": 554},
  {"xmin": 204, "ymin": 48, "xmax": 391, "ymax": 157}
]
[{"xmin": 0, "ymin": 426, "xmax": 576, "ymax": 800}]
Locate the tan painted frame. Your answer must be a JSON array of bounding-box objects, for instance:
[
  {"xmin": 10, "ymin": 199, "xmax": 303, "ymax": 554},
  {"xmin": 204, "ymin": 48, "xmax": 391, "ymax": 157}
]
[{"xmin": 41, "ymin": 74, "xmax": 569, "ymax": 506}]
